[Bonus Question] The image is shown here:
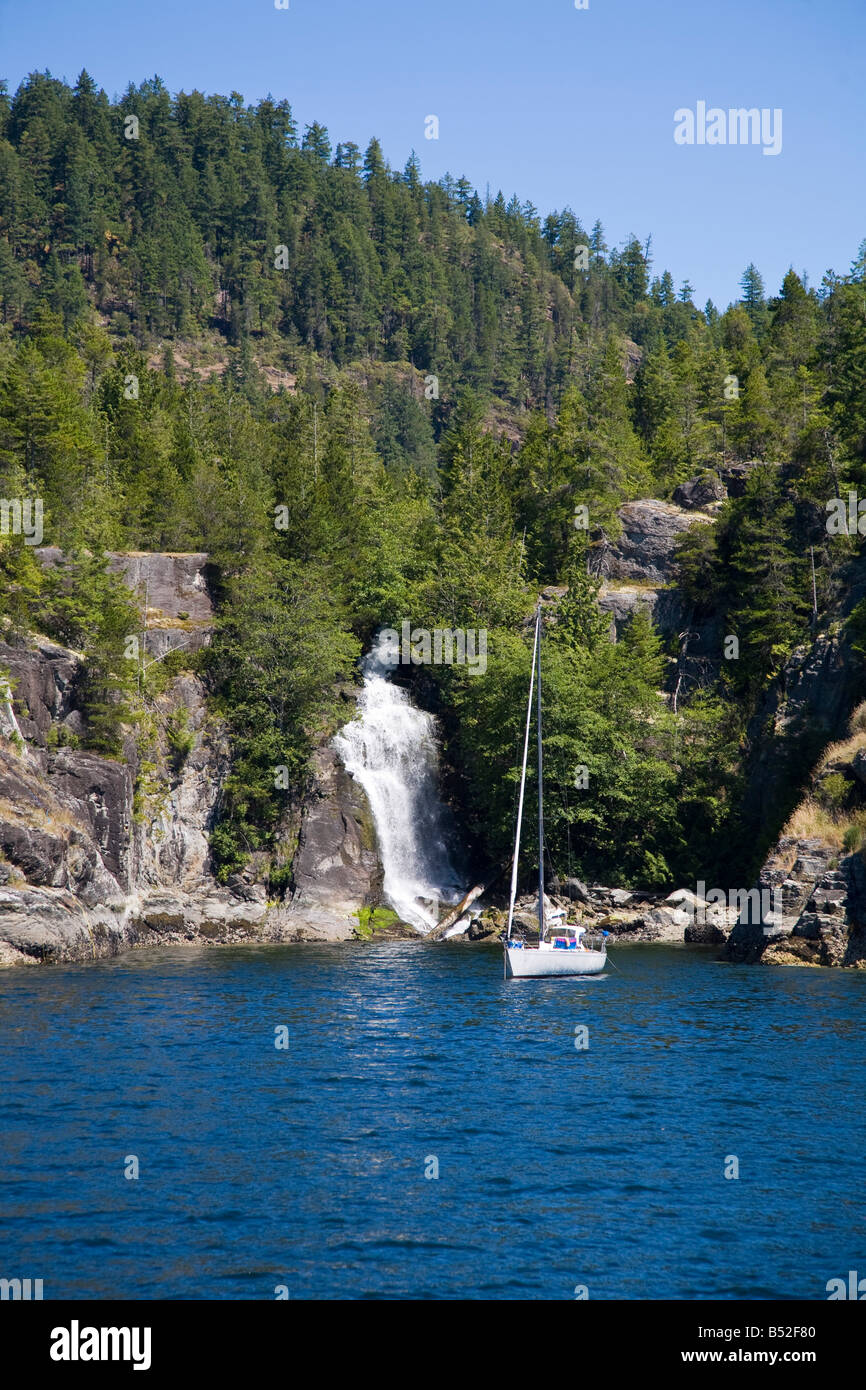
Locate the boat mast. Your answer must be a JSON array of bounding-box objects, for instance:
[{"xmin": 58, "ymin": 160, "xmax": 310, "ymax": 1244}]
[
  {"xmin": 505, "ymin": 607, "xmax": 540, "ymax": 941},
  {"xmin": 536, "ymin": 603, "xmax": 545, "ymax": 943}
]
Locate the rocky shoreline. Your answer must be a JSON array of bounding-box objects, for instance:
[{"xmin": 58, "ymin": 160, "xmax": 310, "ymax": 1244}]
[
  {"xmin": 4, "ymin": 522, "xmax": 866, "ymax": 971},
  {"xmin": 460, "ymin": 881, "xmax": 740, "ymax": 948}
]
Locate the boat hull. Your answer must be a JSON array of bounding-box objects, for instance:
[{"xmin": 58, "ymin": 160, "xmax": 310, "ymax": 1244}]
[{"xmin": 504, "ymin": 945, "xmax": 607, "ymax": 978}]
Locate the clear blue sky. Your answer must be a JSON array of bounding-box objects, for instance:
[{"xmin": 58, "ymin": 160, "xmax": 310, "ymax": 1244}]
[{"xmin": 1, "ymin": 0, "xmax": 863, "ymax": 308}]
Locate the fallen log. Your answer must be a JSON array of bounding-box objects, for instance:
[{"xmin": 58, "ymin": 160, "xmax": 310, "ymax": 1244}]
[
  {"xmin": 428, "ymin": 865, "xmax": 506, "ymax": 941},
  {"xmin": 428, "ymin": 885, "xmax": 485, "ymax": 941}
]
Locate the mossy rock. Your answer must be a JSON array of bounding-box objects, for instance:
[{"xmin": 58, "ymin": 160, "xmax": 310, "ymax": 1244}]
[
  {"xmin": 351, "ymin": 906, "xmax": 417, "ymax": 940},
  {"xmin": 356, "ymin": 804, "xmax": 379, "ymax": 854}
]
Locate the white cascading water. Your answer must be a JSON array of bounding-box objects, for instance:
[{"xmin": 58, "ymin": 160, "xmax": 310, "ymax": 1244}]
[{"xmin": 333, "ymin": 633, "xmax": 463, "ymax": 932}]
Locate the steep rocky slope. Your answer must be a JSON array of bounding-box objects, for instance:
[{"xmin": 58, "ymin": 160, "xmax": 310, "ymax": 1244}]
[
  {"xmin": 726, "ymin": 711, "xmax": 866, "ymax": 969},
  {"xmin": 0, "ymin": 554, "xmax": 385, "ymax": 965},
  {"xmin": 594, "ymin": 496, "xmax": 721, "ymax": 686}
]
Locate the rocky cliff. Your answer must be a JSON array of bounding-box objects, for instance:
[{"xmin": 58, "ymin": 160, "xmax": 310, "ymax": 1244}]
[
  {"xmin": 726, "ymin": 708, "xmax": 866, "ymax": 969},
  {"xmin": 0, "ymin": 553, "xmax": 385, "ymax": 966},
  {"xmin": 593, "ymin": 470, "xmax": 758, "ymax": 668},
  {"xmin": 594, "ymin": 496, "xmax": 722, "ymax": 692},
  {"xmin": 5, "ymin": 514, "xmax": 865, "ymax": 970}
]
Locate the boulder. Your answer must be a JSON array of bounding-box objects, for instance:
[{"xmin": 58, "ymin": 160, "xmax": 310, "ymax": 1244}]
[
  {"xmin": 511, "ymin": 911, "xmax": 542, "ymax": 937},
  {"xmin": 609, "ymin": 887, "xmax": 633, "ymax": 906},
  {"xmin": 558, "ymin": 876, "xmax": 591, "ymax": 903},
  {"xmin": 639, "ymin": 906, "xmax": 690, "ymax": 941},
  {"xmin": 684, "ymin": 918, "xmax": 727, "ymax": 944},
  {"xmin": 468, "ymin": 914, "xmax": 500, "ymax": 941},
  {"xmin": 673, "ymin": 474, "xmax": 727, "ymax": 510},
  {"xmin": 666, "ymin": 888, "xmax": 706, "ymax": 910}
]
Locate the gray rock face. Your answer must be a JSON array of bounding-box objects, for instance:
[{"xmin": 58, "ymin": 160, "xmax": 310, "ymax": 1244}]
[
  {"xmin": 133, "ymin": 676, "xmax": 219, "ymax": 894},
  {"xmin": 673, "ymin": 474, "xmax": 727, "ymax": 510},
  {"xmin": 45, "ymin": 750, "xmax": 134, "ymax": 889},
  {"xmin": 726, "ymin": 835, "xmax": 866, "ymax": 968},
  {"xmin": 740, "ymin": 635, "xmax": 861, "ymax": 855},
  {"xmin": 0, "ymin": 637, "xmax": 80, "ymax": 746},
  {"xmin": 106, "ymin": 552, "xmax": 212, "ymax": 622},
  {"xmin": 0, "ymin": 567, "xmax": 385, "ymax": 964},
  {"xmin": 593, "ymin": 500, "xmax": 712, "ymax": 586},
  {"xmin": 0, "ymin": 659, "xmax": 379, "ymax": 962},
  {"xmin": 591, "ymin": 500, "xmax": 720, "ymax": 680},
  {"xmin": 35, "ymin": 549, "xmax": 214, "ymax": 661},
  {"xmin": 108, "ymin": 552, "xmax": 214, "ymax": 659},
  {"xmin": 0, "ymin": 885, "xmax": 129, "ymax": 966},
  {"xmin": 271, "ymin": 747, "xmax": 384, "ymax": 942},
  {"xmin": 596, "ymin": 582, "xmax": 691, "ymax": 642}
]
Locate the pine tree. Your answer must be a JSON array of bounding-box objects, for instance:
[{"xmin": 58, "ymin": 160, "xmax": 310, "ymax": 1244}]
[
  {"xmin": 740, "ymin": 263, "xmax": 768, "ymax": 336},
  {"xmin": 721, "ymin": 466, "xmax": 809, "ymax": 692}
]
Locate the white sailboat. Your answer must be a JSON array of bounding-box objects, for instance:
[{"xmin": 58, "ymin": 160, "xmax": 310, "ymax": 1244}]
[{"xmin": 502, "ymin": 604, "xmax": 608, "ymax": 980}]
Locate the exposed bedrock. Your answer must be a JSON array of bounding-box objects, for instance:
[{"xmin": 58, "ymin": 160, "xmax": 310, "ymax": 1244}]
[
  {"xmin": 266, "ymin": 746, "xmax": 385, "ymax": 942},
  {"xmin": 593, "ymin": 498, "xmax": 712, "ymax": 588},
  {"xmin": 725, "ymin": 837, "xmax": 866, "ymax": 969},
  {"xmin": 0, "ymin": 556, "xmax": 385, "ymax": 965}
]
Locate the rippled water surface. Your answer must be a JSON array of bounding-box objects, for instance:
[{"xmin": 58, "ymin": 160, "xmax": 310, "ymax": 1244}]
[{"xmin": 1, "ymin": 941, "xmax": 863, "ymax": 1299}]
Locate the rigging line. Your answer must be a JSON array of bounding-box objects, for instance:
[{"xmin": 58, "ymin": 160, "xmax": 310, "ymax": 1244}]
[
  {"xmin": 558, "ymin": 754, "xmax": 574, "ymax": 884},
  {"xmin": 536, "ymin": 600, "xmax": 545, "ymax": 943},
  {"xmin": 505, "ymin": 606, "xmax": 540, "ymax": 942},
  {"xmin": 543, "ymin": 843, "xmax": 561, "ymax": 904},
  {"xmin": 542, "ymin": 754, "xmax": 573, "ymax": 886},
  {"xmin": 505, "ymin": 632, "xmax": 538, "ymax": 862}
]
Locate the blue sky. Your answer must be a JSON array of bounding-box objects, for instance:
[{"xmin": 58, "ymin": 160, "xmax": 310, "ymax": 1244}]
[{"xmin": 1, "ymin": 0, "xmax": 863, "ymax": 308}]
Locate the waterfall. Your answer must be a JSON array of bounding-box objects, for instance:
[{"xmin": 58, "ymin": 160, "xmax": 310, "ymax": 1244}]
[{"xmin": 333, "ymin": 633, "xmax": 464, "ymax": 932}]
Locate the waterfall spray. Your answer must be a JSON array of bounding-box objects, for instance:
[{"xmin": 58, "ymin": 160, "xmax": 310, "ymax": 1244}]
[{"xmin": 333, "ymin": 633, "xmax": 463, "ymax": 931}]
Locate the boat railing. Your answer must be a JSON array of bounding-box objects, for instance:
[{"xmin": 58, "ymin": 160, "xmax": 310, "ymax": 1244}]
[{"xmin": 504, "ymin": 932, "xmax": 608, "ymax": 952}]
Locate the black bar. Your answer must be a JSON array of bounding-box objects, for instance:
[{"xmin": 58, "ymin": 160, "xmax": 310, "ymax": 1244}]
[{"xmin": 5, "ymin": 1298, "xmax": 858, "ymax": 1377}]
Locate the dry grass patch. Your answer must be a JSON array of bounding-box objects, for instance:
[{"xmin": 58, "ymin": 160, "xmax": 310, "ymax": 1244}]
[
  {"xmin": 848, "ymin": 701, "xmax": 866, "ymax": 735},
  {"xmin": 783, "ymin": 796, "xmax": 866, "ymax": 851},
  {"xmin": 816, "ymin": 728, "xmax": 866, "ymax": 771}
]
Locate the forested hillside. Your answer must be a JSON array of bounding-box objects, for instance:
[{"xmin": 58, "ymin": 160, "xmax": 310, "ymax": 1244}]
[{"xmin": 2, "ymin": 70, "xmax": 866, "ymax": 893}]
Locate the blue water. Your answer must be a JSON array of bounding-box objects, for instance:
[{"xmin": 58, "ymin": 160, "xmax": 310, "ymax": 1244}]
[{"xmin": 1, "ymin": 941, "xmax": 863, "ymax": 1300}]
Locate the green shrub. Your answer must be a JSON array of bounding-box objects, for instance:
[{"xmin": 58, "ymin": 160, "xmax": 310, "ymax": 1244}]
[
  {"xmin": 165, "ymin": 707, "xmax": 195, "ymax": 774},
  {"xmin": 46, "ymin": 724, "xmax": 81, "ymax": 750},
  {"xmin": 821, "ymin": 772, "xmax": 853, "ymax": 810},
  {"xmin": 267, "ymin": 862, "xmax": 294, "ymax": 899}
]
